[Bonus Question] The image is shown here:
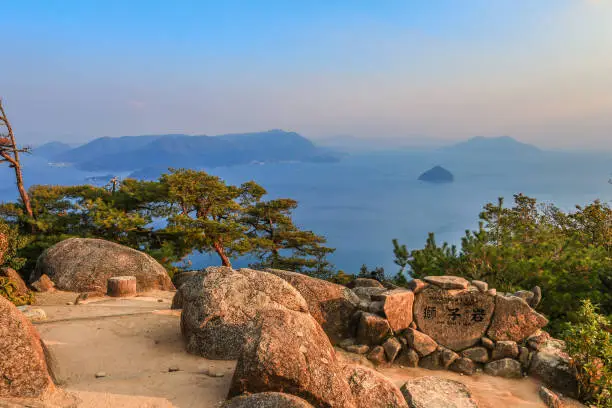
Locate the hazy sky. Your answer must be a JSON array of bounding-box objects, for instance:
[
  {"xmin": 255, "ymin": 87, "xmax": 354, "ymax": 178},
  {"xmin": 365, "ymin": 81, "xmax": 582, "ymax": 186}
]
[{"xmin": 2, "ymin": 0, "xmax": 612, "ymax": 148}]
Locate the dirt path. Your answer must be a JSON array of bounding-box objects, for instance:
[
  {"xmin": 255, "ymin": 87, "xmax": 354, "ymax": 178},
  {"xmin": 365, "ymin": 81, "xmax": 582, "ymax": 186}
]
[
  {"xmin": 25, "ymin": 292, "xmax": 560, "ymax": 408},
  {"xmin": 34, "ymin": 294, "xmax": 234, "ymax": 408}
]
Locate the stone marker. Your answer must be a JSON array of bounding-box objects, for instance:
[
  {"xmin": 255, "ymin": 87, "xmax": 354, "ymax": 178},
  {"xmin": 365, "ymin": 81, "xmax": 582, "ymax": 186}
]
[
  {"xmin": 414, "ymin": 286, "xmax": 495, "ymax": 351},
  {"xmin": 423, "ymin": 276, "xmax": 469, "ymax": 290},
  {"xmin": 401, "ymin": 377, "xmax": 479, "ymax": 408},
  {"xmin": 487, "ymin": 295, "xmax": 548, "ymax": 342},
  {"xmin": 107, "ymin": 276, "xmax": 137, "ymax": 297}
]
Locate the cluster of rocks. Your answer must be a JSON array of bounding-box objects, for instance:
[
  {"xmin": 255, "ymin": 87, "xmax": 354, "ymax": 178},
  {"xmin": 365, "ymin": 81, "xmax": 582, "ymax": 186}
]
[{"xmin": 335, "ymin": 275, "xmax": 577, "ymax": 397}]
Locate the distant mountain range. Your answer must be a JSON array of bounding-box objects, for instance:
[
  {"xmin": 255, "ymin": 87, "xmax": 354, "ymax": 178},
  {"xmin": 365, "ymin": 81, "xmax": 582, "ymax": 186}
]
[
  {"xmin": 441, "ymin": 136, "xmax": 541, "ymax": 156},
  {"xmin": 35, "ymin": 130, "xmax": 339, "ymax": 174}
]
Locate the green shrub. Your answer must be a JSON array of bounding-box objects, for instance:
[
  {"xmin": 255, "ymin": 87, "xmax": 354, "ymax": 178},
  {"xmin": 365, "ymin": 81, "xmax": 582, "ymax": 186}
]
[
  {"xmin": 562, "ymin": 300, "xmax": 612, "ymax": 407},
  {"xmin": 0, "ymin": 276, "xmax": 34, "ymax": 306}
]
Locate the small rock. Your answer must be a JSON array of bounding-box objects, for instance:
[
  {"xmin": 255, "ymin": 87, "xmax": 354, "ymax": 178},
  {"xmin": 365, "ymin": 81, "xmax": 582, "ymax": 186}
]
[
  {"xmin": 17, "ymin": 307, "xmax": 47, "ymax": 322},
  {"xmin": 538, "ymin": 386, "xmax": 561, "ymax": 408},
  {"xmin": 471, "ymin": 280, "xmax": 488, "ymax": 292},
  {"xmin": 367, "ymin": 301, "xmax": 384, "ymax": 314},
  {"xmin": 157, "ymin": 298, "xmax": 164, "ymax": 303},
  {"xmin": 518, "ymin": 346, "xmax": 531, "ymax": 369},
  {"xmin": 351, "ymin": 278, "xmax": 384, "ymax": 288},
  {"xmin": 423, "ymin": 276, "xmax": 469, "ymax": 290},
  {"xmin": 357, "ymin": 312, "xmax": 391, "ymax": 345},
  {"xmin": 352, "ymin": 286, "xmax": 387, "ymax": 301},
  {"xmin": 484, "ymin": 358, "xmax": 522, "ymax": 378},
  {"xmin": 367, "ymin": 345, "xmax": 387, "ymax": 365},
  {"xmin": 409, "ymin": 321, "xmax": 417, "ymax": 330},
  {"xmin": 345, "ymin": 344, "xmax": 370, "ymax": 354},
  {"xmin": 382, "ymin": 337, "xmax": 402, "ymax": 363},
  {"xmin": 486, "ymin": 288, "xmax": 497, "ymax": 296},
  {"xmin": 439, "ymin": 347, "xmax": 459, "ymax": 369},
  {"xmin": 481, "ymin": 337, "xmax": 495, "ymax": 350},
  {"xmin": 449, "ymin": 357, "xmax": 476, "ymax": 376},
  {"xmin": 168, "ymin": 367, "xmax": 180, "ymax": 372},
  {"xmin": 512, "ymin": 290, "xmax": 535, "ymax": 304},
  {"xmin": 418, "ymin": 350, "xmax": 443, "ymax": 370},
  {"xmin": 205, "ymin": 368, "xmax": 225, "ymax": 377},
  {"xmin": 95, "ymin": 372, "xmax": 107, "ymax": 378},
  {"xmin": 492, "ymin": 341, "xmax": 519, "ymax": 360},
  {"xmin": 407, "ymin": 279, "xmax": 428, "ymax": 294},
  {"xmin": 65, "ymin": 302, "xmax": 73, "ymax": 305},
  {"xmin": 396, "ymin": 348, "xmax": 419, "ymax": 368},
  {"xmin": 339, "ymin": 338, "xmax": 356, "ymax": 349},
  {"xmin": 404, "ymin": 328, "xmax": 438, "ymax": 357},
  {"xmin": 461, "ymin": 346, "xmax": 489, "ymax": 363},
  {"xmin": 530, "ymin": 286, "xmax": 542, "ymax": 308}
]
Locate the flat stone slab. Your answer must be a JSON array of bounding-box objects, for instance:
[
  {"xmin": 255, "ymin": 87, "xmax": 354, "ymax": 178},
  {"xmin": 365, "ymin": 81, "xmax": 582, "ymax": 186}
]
[
  {"xmin": 400, "ymin": 376, "xmax": 479, "ymax": 408},
  {"xmin": 424, "ymin": 276, "xmax": 469, "ymax": 290},
  {"xmin": 414, "ymin": 286, "xmax": 495, "ymax": 351}
]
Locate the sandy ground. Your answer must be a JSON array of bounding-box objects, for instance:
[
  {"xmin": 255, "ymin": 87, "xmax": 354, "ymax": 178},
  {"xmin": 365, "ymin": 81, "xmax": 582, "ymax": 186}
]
[
  {"xmin": 32, "ymin": 291, "xmax": 234, "ymax": 408},
  {"xmin": 3, "ymin": 291, "xmax": 573, "ymax": 407}
]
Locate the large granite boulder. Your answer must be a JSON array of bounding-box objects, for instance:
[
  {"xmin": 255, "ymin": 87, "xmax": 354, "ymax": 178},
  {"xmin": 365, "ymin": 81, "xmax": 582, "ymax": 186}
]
[
  {"xmin": 0, "ymin": 297, "xmax": 55, "ymax": 398},
  {"xmin": 343, "ymin": 364, "xmax": 408, "ymax": 408},
  {"xmin": 373, "ymin": 289, "xmax": 414, "ymax": 332},
  {"xmin": 221, "ymin": 392, "xmax": 314, "ymax": 407},
  {"xmin": 31, "ymin": 238, "xmax": 174, "ymax": 293},
  {"xmin": 529, "ymin": 347, "xmax": 579, "ymax": 399},
  {"xmin": 400, "ymin": 377, "xmax": 478, "ymax": 408},
  {"xmin": 487, "ymin": 295, "xmax": 548, "ymax": 342},
  {"xmin": 413, "ymin": 286, "xmax": 495, "ymax": 351},
  {"xmin": 266, "ymin": 268, "xmax": 360, "ymax": 344},
  {"xmin": 179, "ymin": 267, "xmax": 309, "ymax": 359},
  {"xmin": 228, "ymin": 307, "xmax": 357, "ymax": 408}
]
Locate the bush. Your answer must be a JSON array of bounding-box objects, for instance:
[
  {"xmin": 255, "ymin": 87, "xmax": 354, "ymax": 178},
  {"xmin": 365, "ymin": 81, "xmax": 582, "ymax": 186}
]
[
  {"xmin": 0, "ymin": 277, "xmax": 34, "ymax": 306},
  {"xmin": 562, "ymin": 300, "xmax": 612, "ymax": 407}
]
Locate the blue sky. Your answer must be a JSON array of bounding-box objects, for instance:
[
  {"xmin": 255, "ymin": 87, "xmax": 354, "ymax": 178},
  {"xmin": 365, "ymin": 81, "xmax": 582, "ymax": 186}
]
[{"xmin": 2, "ymin": 0, "xmax": 611, "ymax": 148}]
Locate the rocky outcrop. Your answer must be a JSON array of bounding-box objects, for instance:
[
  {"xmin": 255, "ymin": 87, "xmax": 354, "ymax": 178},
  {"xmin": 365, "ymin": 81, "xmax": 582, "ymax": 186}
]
[
  {"xmin": 400, "ymin": 377, "xmax": 478, "ymax": 408},
  {"xmin": 266, "ymin": 268, "xmax": 360, "ymax": 344},
  {"xmin": 0, "ymin": 297, "xmax": 55, "ymax": 398},
  {"xmin": 413, "ymin": 285, "xmax": 495, "ymax": 351},
  {"xmin": 528, "ymin": 347, "xmax": 579, "ymax": 398},
  {"xmin": 228, "ymin": 307, "xmax": 357, "ymax": 408},
  {"xmin": 487, "ymin": 295, "xmax": 548, "ymax": 342},
  {"xmin": 31, "ymin": 238, "xmax": 174, "ymax": 293},
  {"xmin": 221, "ymin": 392, "xmax": 314, "ymax": 407},
  {"xmin": 343, "ymin": 364, "xmax": 408, "ymax": 408},
  {"xmin": 178, "ymin": 267, "xmax": 308, "ymax": 359}
]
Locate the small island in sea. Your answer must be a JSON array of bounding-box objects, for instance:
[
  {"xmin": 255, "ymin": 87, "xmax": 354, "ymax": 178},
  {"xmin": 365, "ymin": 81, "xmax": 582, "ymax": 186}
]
[{"xmin": 418, "ymin": 165, "xmax": 454, "ymax": 183}]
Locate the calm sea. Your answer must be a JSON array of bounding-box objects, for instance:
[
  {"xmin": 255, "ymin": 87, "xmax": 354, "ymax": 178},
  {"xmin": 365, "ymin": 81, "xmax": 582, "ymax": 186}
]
[{"xmin": 1, "ymin": 150, "xmax": 610, "ymax": 275}]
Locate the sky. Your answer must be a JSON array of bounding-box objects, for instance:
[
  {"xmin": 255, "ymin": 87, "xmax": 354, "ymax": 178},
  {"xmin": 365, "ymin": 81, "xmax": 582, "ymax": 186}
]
[{"xmin": 1, "ymin": 0, "xmax": 612, "ymax": 148}]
